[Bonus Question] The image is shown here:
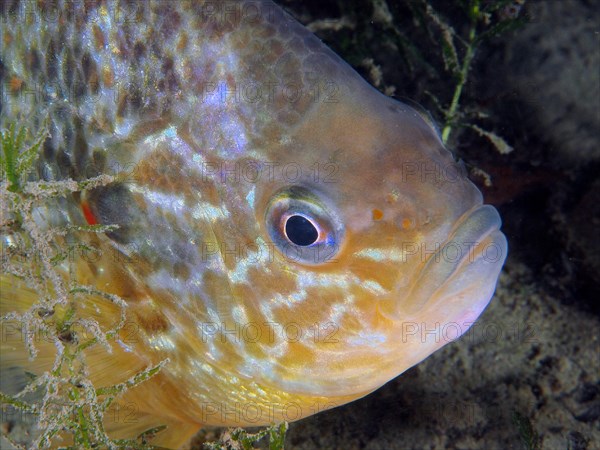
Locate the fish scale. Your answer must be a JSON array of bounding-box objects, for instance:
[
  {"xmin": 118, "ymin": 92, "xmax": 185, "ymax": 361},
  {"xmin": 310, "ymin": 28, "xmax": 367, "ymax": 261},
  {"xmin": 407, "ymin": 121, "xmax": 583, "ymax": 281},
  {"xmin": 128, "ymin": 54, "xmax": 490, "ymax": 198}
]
[{"xmin": 1, "ymin": 0, "xmax": 507, "ymax": 447}]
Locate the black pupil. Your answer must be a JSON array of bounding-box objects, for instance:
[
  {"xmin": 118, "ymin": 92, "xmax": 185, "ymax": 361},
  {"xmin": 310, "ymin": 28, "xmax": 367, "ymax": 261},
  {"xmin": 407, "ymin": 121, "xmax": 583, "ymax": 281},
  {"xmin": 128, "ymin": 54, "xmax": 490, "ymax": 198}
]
[{"xmin": 285, "ymin": 215, "xmax": 318, "ymax": 246}]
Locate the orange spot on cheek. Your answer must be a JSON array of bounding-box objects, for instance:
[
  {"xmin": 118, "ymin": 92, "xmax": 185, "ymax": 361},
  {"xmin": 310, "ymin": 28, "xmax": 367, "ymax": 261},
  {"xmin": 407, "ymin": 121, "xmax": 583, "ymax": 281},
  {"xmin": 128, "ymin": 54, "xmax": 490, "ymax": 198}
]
[
  {"xmin": 372, "ymin": 209, "xmax": 384, "ymax": 221},
  {"xmin": 81, "ymin": 202, "xmax": 98, "ymax": 225},
  {"xmin": 401, "ymin": 218, "xmax": 413, "ymax": 230}
]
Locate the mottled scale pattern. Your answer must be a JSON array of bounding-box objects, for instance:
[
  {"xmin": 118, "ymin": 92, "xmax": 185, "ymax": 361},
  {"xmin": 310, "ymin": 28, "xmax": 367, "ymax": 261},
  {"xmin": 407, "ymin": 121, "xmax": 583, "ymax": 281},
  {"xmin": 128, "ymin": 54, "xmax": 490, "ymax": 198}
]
[
  {"xmin": 1, "ymin": 0, "xmax": 507, "ymax": 446},
  {"xmin": 2, "ymin": 0, "xmax": 339, "ymax": 171}
]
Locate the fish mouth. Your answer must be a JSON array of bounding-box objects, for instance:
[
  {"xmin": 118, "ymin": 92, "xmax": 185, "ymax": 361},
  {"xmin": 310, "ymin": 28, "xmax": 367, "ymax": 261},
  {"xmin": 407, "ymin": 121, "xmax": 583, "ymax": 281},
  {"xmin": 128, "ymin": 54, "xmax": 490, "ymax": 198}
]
[{"xmin": 401, "ymin": 204, "xmax": 508, "ymax": 316}]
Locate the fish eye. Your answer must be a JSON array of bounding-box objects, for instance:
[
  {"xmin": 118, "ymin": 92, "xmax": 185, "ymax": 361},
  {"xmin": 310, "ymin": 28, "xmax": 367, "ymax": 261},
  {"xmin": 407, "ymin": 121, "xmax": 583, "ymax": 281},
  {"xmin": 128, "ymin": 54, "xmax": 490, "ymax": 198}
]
[
  {"xmin": 265, "ymin": 187, "xmax": 343, "ymax": 265},
  {"xmin": 284, "ymin": 214, "xmax": 318, "ymax": 246}
]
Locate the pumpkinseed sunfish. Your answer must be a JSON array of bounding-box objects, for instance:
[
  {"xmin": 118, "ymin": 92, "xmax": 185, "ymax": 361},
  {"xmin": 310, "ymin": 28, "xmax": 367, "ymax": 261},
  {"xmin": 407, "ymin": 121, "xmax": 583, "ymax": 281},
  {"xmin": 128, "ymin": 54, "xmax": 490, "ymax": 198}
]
[{"xmin": 0, "ymin": 0, "xmax": 507, "ymax": 447}]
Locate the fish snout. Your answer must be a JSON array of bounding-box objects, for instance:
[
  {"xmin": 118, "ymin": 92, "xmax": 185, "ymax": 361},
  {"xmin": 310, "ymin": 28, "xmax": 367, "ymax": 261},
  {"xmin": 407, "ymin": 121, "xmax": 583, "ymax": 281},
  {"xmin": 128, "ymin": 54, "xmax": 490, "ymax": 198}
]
[{"xmin": 400, "ymin": 204, "xmax": 507, "ymax": 321}]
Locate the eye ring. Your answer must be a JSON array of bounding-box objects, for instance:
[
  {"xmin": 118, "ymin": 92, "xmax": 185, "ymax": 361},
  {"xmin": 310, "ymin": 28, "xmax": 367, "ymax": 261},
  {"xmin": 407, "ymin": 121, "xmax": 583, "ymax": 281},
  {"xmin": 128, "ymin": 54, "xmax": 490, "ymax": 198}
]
[{"xmin": 265, "ymin": 187, "xmax": 343, "ymax": 265}]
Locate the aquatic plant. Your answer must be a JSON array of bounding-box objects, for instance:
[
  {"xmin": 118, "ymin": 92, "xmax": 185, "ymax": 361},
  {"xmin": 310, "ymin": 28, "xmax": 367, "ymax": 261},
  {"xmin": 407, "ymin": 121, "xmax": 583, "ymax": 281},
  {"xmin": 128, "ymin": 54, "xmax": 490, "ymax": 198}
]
[
  {"xmin": 1, "ymin": 122, "xmax": 170, "ymax": 449},
  {"xmin": 512, "ymin": 410, "xmax": 542, "ymax": 450},
  {"xmin": 0, "ymin": 121, "xmax": 288, "ymax": 449},
  {"xmin": 403, "ymin": 0, "xmax": 525, "ymax": 152},
  {"xmin": 301, "ymin": 0, "xmax": 525, "ymax": 153},
  {"xmin": 203, "ymin": 423, "xmax": 288, "ymax": 450},
  {"xmin": 419, "ymin": 0, "xmax": 524, "ymax": 149}
]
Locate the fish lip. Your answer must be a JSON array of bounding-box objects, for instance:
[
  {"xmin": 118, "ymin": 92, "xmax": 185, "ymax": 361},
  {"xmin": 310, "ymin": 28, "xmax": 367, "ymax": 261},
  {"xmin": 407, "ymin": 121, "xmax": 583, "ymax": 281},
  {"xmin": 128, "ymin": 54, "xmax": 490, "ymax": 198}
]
[{"xmin": 400, "ymin": 204, "xmax": 508, "ymax": 316}]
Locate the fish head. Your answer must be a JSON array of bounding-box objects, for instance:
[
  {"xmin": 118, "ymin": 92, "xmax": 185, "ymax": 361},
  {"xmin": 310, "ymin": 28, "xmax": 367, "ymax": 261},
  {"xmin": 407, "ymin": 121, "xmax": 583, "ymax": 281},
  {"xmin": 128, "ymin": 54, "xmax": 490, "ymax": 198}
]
[{"xmin": 242, "ymin": 79, "xmax": 508, "ymax": 400}]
